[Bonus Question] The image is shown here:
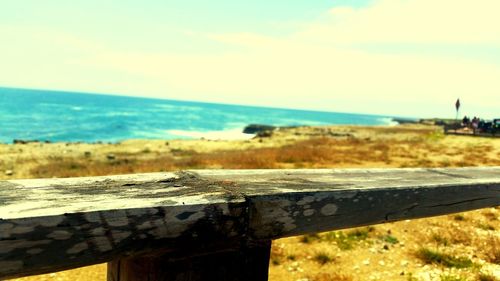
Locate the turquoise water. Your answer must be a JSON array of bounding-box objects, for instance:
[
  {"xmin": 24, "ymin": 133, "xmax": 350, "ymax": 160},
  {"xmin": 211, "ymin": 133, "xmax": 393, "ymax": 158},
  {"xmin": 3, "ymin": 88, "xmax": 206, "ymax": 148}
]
[{"xmin": 0, "ymin": 87, "xmax": 396, "ymax": 143}]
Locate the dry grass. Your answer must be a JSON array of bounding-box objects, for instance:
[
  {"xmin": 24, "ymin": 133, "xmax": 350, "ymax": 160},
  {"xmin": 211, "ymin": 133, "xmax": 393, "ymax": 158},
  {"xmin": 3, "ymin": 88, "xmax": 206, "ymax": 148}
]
[
  {"xmin": 310, "ymin": 272, "xmax": 353, "ymax": 281},
  {"xmin": 485, "ymin": 236, "xmax": 500, "ymax": 265},
  {"xmin": 479, "ymin": 273, "xmax": 499, "ymax": 281},
  {"xmin": 28, "ymin": 132, "xmax": 500, "ymax": 179},
  {"xmin": 415, "ymin": 248, "xmax": 474, "ymax": 268},
  {"xmin": 31, "ymin": 137, "xmax": 396, "ymax": 177},
  {"xmin": 313, "ymin": 251, "xmax": 335, "ymax": 265},
  {"xmin": 30, "ymin": 156, "xmax": 179, "ymax": 178}
]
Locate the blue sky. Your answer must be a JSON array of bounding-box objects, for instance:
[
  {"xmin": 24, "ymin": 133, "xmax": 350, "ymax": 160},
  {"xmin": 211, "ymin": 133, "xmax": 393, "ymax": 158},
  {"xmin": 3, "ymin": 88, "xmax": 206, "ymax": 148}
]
[{"xmin": 1, "ymin": 0, "xmax": 499, "ymax": 118}]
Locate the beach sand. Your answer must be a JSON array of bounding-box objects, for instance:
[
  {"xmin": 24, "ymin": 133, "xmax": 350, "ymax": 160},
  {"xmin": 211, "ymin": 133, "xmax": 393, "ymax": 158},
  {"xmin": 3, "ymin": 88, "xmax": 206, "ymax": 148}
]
[{"xmin": 2, "ymin": 124, "xmax": 500, "ymax": 281}]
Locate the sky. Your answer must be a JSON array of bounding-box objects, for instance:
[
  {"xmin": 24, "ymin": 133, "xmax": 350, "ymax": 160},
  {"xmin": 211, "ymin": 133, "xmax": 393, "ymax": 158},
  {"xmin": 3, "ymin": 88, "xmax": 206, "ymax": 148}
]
[{"xmin": 1, "ymin": 0, "xmax": 499, "ymax": 118}]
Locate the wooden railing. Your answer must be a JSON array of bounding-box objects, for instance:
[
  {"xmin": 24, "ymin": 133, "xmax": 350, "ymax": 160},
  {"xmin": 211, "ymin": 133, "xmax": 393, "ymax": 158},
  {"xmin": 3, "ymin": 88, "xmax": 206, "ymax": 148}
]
[{"xmin": 1, "ymin": 167, "xmax": 499, "ymax": 281}]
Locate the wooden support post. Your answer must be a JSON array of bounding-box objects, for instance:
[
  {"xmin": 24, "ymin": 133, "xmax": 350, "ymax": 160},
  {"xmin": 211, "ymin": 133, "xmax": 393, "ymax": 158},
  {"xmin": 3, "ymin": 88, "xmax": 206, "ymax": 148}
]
[{"xmin": 107, "ymin": 240, "xmax": 272, "ymax": 281}]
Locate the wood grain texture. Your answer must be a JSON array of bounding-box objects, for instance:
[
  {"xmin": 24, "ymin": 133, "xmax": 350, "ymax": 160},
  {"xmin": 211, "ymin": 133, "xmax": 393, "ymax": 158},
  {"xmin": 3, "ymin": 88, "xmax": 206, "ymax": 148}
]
[
  {"xmin": 0, "ymin": 172, "xmax": 248, "ymax": 279},
  {"xmin": 195, "ymin": 168, "xmax": 500, "ymax": 238},
  {"xmin": 1, "ymin": 167, "xmax": 499, "ymax": 279}
]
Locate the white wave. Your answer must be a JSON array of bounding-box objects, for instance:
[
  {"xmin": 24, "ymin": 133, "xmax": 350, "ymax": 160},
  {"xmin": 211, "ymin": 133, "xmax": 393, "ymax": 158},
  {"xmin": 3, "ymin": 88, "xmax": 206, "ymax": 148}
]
[
  {"xmin": 105, "ymin": 112, "xmax": 137, "ymax": 116},
  {"xmin": 154, "ymin": 104, "xmax": 203, "ymax": 112},
  {"xmin": 166, "ymin": 128, "xmax": 255, "ymax": 140},
  {"xmin": 378, "ymin": 117, "xmax": 399, "ymax": 126},
  {"xmin": 71, "ymin": 106, "xmax": 83, "ymax": 111},
  {"xmin": 154, "ymin": 104, "xmax": 177, "ymax": 110}
]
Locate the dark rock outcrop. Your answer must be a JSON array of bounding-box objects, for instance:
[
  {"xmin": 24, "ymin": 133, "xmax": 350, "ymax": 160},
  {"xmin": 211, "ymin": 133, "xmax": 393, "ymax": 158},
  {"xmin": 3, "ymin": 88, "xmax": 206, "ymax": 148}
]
[
  {"xmin": 391, "ymin": 118, "xmax": 419, "ymax": 124},
  {"xmin": 13, "ymin": 139, "xmax": 39, "ymax": 144},
  {"xmin": 243, "ymin": 124, "xmax": 277, "ymax": 134}
]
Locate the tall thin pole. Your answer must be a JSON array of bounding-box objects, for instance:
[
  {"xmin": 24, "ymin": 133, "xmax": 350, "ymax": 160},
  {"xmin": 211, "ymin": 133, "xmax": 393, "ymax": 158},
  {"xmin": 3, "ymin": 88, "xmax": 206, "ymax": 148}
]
[{"xmin": 455, "ymin": 98, "xmax": 460, "ymax": 123}]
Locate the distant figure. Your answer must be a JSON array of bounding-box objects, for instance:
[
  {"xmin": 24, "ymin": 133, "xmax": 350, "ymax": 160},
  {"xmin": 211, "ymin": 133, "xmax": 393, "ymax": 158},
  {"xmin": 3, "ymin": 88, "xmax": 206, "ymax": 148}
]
[
  {"xmin": 471, "ymin": 116, "xmax": 479, "ymax": 134},
  {"xmin": 462, "ymin": 116, "xmax": 470, "ymax": 127},
  {"xmin": 478, "ymin": 119, "xmax": 485, "ymax": 133}
]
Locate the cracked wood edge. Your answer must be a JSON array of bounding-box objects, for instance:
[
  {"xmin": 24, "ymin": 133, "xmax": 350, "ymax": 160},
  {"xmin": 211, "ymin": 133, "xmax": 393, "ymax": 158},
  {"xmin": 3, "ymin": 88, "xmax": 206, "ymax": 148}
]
[
  {"xmin": 1, "ymin": 167, "xmax": 500, "ymax": 279},
  {"xmin": 195, "ymin": 167, "xmax": 500, "ymax": 239}
]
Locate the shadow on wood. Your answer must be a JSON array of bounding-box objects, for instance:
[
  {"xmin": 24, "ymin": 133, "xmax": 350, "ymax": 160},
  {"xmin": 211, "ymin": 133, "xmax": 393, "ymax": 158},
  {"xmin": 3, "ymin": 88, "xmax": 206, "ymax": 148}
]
[{"xmin": 108, "ymin": 241, "xmax": 271, "ymax": 281}]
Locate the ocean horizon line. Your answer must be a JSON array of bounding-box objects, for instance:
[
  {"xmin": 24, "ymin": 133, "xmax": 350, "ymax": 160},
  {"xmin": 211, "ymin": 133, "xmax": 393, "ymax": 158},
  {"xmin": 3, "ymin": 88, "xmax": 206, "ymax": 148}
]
[
  {"xmin": 0, "ymin": 87, "xmax": 411, "ymax": 143},
  {"xmin": 0, "ymin": 86, "xmax": 415, "ymax": 120}
]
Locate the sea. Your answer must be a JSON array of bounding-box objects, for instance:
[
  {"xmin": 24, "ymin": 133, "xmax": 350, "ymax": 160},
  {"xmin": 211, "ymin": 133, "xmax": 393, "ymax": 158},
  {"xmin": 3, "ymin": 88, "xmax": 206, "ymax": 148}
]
[{"xmin": 0, "ymin": 87, "xmax": 398, "ymax": 143}]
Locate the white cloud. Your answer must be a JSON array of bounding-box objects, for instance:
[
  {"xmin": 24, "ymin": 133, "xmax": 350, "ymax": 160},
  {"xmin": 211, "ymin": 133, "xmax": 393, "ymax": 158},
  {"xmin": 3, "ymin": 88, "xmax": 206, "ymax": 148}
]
[
  {"xmin": 309, "ymin": 0, "xmax": 500, "ymax": 45},
  {"xmin": 1, "ymin": 0, "xmax": 499, "ymax": 118}
]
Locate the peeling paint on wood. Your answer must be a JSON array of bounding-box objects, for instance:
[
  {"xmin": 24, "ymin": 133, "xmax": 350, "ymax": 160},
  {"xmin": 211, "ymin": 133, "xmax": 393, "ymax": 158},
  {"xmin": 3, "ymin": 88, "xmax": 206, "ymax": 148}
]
[{"xmin": 0, "ymin": 167, "xmax": 499, "ymax": 279}]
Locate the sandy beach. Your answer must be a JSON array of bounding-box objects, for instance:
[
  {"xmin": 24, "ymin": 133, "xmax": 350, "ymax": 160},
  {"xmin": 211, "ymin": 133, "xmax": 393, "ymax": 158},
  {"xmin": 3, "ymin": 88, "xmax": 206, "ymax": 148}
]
[{"xmin": 2, "ymin": 124, "xmax": 500, "ymax": 281}]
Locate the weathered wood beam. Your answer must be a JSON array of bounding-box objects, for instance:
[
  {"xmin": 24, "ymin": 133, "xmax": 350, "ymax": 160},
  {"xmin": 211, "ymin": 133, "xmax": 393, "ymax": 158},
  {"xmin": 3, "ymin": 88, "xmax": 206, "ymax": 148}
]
[
  {"xmin": 0, "ymin": 172, "xmax": 248, "ymax": 279},
  {"xmin": 1, "ymin": 167, "xmax": 499, "ymax": 279},
  {"xmin": 195, "ymin": 168, "xmax": 500, "ymax": 239}
]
